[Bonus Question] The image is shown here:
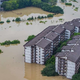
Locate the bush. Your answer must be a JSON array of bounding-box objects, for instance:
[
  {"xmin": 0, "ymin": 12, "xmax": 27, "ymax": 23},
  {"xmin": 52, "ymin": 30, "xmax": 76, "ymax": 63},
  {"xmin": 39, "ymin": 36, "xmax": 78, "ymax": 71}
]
[
  {"xmin": 6, "ymin": 19, "xmax": 10, "ymax": 23},
  {"xmin": 47, "ymin": 14, "xmax": 53, "ymax": 18},
  {"xmin": 12, "ymin": 19, "xmax": 15, "ymax": 22},
  {"xmin": 72, "ymin": 74, "xmax": 80, "ymax": 80},
  {"xmin": 45, "ymin": 55, "xmax": 55, "ymax": 65},
  {"xmin": 27, "ymin": 16, "xmax": 34, "ymax": 20},
  {"xmin": 39, "ymin": 21, "xmax": 47, "ymax": 24},
  {"xmin": 41, "ymin": 64, "xmax": 58, "ymax": 76},
  {"xmin": 26, "ymin": 22, "xmax": 29, "ymax": 25},
  {"xmin": 25, "ymin": 35, "xmax": 35, "ymax": 41},
  {"xmin": 0, "ymin": 21, "xmax": 4, "ymax": 24},
  {"xmin": 0, "ymin": 49, "xmax": 3, "ymax": 53},
  {"xmin": 11, "ymin": 40, "xmax": 20, "ymax": 44},
  {"xmin": 15, "ymin": 17, "xmax": 21, "ymax": 22},
  {"xmin": 0, "ymin": 40, "xmax": 20, "ymax": 45},
  {"xmin": 65, "ymin": 3, "xmax": 72, "ymax": 6}
]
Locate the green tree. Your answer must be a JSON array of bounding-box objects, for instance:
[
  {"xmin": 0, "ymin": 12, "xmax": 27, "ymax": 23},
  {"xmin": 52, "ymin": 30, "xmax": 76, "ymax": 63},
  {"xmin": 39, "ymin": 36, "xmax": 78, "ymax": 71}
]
[
  {"xmin": 25, "ymin": 35, "xmax": 35, "ymax": 41},
  {"xmin": 41, "ymin": 64, "xmax": 58, "ymax": 76},
  {"xmin": 72, "ymin": 74, "xmax": 80, "ymax": 80}
]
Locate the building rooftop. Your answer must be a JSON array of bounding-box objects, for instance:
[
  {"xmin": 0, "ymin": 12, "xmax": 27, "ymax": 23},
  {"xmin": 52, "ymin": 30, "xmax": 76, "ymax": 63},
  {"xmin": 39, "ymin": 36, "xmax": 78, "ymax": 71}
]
[
  {"xmin": 72, "ymin": 35, "xmax": 80, "ymax": 39},
  {"xmin": 55, "ymin": 51, "xmax": 80, "ymax": 63},
  {"xmin": 53, "ymin": 25, "xmax": 65, "ymax": 34},
  {"xmin": 36, "ymin": 38, "xmax": 51, "ymax": 49},
  {"xmin": 63, "ymin": 21, "xmax": 74, "ymax": 31},
  {"xmin": 45, "ymin": 31, "xmax": 59, "ymax": 41},
  {"xmin": 24, "ymin": 25, "xmax": 56, "ymax": 46},
  {"xmin": 67, "ymin": 39, "xmax": 78, "ymax": 44},
  {"xmin": 62, "ymin": 45, "xmax": 73, "ymax": 50}
]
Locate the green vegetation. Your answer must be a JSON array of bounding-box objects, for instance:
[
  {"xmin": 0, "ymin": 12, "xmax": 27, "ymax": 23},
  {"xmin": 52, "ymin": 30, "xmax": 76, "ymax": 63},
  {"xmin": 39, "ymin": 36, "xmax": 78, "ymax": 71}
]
[
  {"xmin": 2, "ymin": 0, "xmax": 64, "ymax": 14},
  {"xmin": 0, "ymin": 49, "xmax": 3, "ymax": 53},
  {"xmin": 72, "ymin": 74, "xmax": 80, "ymax": 80},
  {"xmin": 23, "ymin": 54, "xmax": 25, "ymax": 56},
  {"xmin": 6, "ymin": 19, "xmax": 11, "ymax": 23},
  {"xmin": 46, "ymin": 33, "xmax": 80, "ymax": 65},
  {"xmin": 61, "ymin": 0, "xmax": 65, "ymax": 3},
  {"xmin": 74, "ymin": 33, "xmax": 80, "ymax": 36},
  {"xmin": 26, "ymin": 22, "xmax": 29, "ymax": 25},
  {"xmin": 41, "ymin": 64, "xmax": 58, "ymax": 76},
  {"xmin": 74, "ymin": 7, "xmax": 78, "ymax": 11},
  {"xmin": 0, "ymin": 21, "xmax": 4, "ymax": 24},
  {"xmin": 59, "ymin": 18, "xmax": 64, "ymax": 22},
  {"xmin": 15, "ymin": 17, "xmax": 21, "ymax": 22},
  {"xmin": 42, "ymin": 0, "xmax": 57, "ymax": 5},
  {"xmin": 65, "ymin": 3, "xmax": 72, "ymax": 6},
  {"xmin": 39, "ymin": 21, "xmax": 47, "ymax": 24},
  {"xmin": 9, "ymin": 26, "xmax": 11, "ymax": 28},
  {"xmin": 72, "ymin": 67, "xmax": 80, "ymax": 80},
  {"xmin": 27, "ymin": 14, "xmax": 53, "ymax": 21},
  {"xmin": 0, "ymin": 40, "xmax": 20, "ymax": 45},
  {"xmin": 25, "ymin": 35, "xmax": 35, "ymax": 41},
  {"xmin": 47, "ymin": 14, "xmax": 53, "ymax": 18},
  {"xmin": 27, "ymin": 16, "xmax": 34, "ymax": 20}
]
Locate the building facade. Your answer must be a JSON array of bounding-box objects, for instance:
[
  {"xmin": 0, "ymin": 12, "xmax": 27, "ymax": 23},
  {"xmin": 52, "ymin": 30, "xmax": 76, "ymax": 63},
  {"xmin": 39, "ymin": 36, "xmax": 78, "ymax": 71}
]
[{"xmin": 55, "ymin": 36, "xmax": 80, "ymax": 79}]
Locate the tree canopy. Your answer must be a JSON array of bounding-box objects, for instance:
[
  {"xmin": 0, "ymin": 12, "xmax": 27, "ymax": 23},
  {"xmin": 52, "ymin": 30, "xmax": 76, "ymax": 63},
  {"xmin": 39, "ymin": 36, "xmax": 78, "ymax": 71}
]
[{"xmin": 2, "ymin": 0, "xmax": 64, "ymax": 14}]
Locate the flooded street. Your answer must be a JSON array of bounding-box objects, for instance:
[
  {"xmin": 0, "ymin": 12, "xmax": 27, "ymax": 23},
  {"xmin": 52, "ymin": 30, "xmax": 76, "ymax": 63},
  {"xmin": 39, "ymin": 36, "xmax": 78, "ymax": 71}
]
[{"xmin": 0, "ymin": 0, "xmax": 80, "ymax": 80}]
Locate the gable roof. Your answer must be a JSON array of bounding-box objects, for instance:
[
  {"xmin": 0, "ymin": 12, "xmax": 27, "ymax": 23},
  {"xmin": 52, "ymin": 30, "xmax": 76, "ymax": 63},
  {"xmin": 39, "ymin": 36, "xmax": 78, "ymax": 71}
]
[
  {"xmin": 36, "ymin": 38, "xmax": 51, "ymax": 48},
  {"xmin": 45, "ymin": 31, "xmax": 59, "ymax": 41},
  {"xmin": 63, "ymin": 21, "xmax": 74, "ymax": 31},
  {"xmin": 24, "ymin": 25, "xmax": 56, "ymax": 46}
]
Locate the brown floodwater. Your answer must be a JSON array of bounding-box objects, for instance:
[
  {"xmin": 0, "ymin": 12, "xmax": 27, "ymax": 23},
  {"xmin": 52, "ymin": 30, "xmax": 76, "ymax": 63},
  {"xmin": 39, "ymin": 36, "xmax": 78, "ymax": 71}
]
[{"xmin": 0, "ymin": 1, "xmax": 80, "ymax": 80}]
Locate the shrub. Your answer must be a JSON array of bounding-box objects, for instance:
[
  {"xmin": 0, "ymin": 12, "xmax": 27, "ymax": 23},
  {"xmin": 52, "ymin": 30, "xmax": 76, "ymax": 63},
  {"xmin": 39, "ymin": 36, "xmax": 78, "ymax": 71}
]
[
  {"xmin": 0, "ymin": 49, "xmax": 3, "ymax": 53},
  {"xmin": 27, "ymin": 16, "xmax": 34, "ymax": 20},
  {"xmin": 0, "ymin": 40, "xmax": 11, "ymax": 45},
  {"xmin": 65, "ymin": 3, "xmax": 72, "ymax": 6},
  {"xmin": 72, "ymin": 74, "xmax": 80, "ymax": 80},
  {"xmin": 0, "ymin": 21, "xmax": 4, "ymax": 24},
  {"xmin": 25, "ymin": 35, "xmax": 35, "ymax": 41},
  {"xmin": 0, "ymin": 40, "xmax": 20, "ymax": 45},
  {"xmin": 26, "ymin": 22, "xmax": 29, "ymax": 25},
  {"xmin": 15, "ymin": 17, "xmax": 21, "ymax": 22},
  {"xmin": 6, "ymin": 19, "xmax": 10, "ymax": 23},
  {"xmin": 45, "ymin": 55, "xmax": 55, "ymax": 65},
  {"xmin": 39, "ymin": 21, "xmax": 47, "ymax": 24},
  {"xmin": 12, "ymin": 19, "xmax": 15, "ymax": 22},
  {"xmin": 11, "ymin": 40, "xmax": 20, "ymax": 44},
  {"xmin": 41, "ymin": 64, "xmax": 58, "ymax": 76},
  {"xmin": 47, "ymin": 14, "xmax": 53, "ymax": 18}
]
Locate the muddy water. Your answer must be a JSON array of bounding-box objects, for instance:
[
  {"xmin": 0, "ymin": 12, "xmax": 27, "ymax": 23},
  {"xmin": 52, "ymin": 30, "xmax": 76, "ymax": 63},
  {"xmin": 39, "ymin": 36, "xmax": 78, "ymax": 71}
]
[{"xmin": 0, "ymin": 0, "xmax": 80, "ymax": 80}]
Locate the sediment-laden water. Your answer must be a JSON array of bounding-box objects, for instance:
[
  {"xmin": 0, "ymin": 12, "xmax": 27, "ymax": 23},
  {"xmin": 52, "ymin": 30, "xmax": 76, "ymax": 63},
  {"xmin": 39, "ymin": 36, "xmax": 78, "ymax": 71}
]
[{"xmin": 0, "ymin": 1, "xmax": 80, "ymax": 80}]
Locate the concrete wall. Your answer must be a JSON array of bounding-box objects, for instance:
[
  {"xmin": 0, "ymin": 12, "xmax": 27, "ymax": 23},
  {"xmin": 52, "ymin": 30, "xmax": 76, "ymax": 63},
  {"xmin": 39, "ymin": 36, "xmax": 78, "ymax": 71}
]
[
  {"xmin": 36, "ymin": 46, "xmax": 44, "ymax": 64},
  {"xmin": 55, "ymin": 57, "xmax": 58, "ymax": 72},
  {"xmin": 66, "ymin": 60, "xmax": 75, "ymax": 79},
  {"xmin": 24, "ymin": 46, "xmax": 32, "ymax": 63},
  {"xmin": 75, "ymin": 27, "xmax": 79, "ymax": 33},
  {"xmin": 65, "ymin": 30, "xmax": 70, "ymax": 39}
]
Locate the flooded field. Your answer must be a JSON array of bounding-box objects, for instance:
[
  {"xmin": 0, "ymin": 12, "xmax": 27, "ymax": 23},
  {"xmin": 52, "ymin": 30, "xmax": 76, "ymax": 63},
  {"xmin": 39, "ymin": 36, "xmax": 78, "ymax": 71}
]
[{"xmin": 0, "ymin": 0, "xmax": 80, "ymax": 80}]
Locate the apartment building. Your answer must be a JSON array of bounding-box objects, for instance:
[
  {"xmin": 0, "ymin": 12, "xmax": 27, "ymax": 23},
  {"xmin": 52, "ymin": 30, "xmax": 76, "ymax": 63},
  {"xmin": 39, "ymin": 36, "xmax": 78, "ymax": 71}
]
[
  {"xmin": 24, "ymin": 18, "xmax": 80, "ymax": 65},
  {"xmin": 62, "ymin": 21, "xmax": 75, "ymax": 39},
  {"xmin": 24, "ymin": 25, "xmax": 66, "ymax": 64},
  {"xmin": 72, "ymin": 18, "xmax": 80, "ymax": 33},
  {"xmin": 55, "ymin": 36, "xmax": 80, "ymax": 79}
]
